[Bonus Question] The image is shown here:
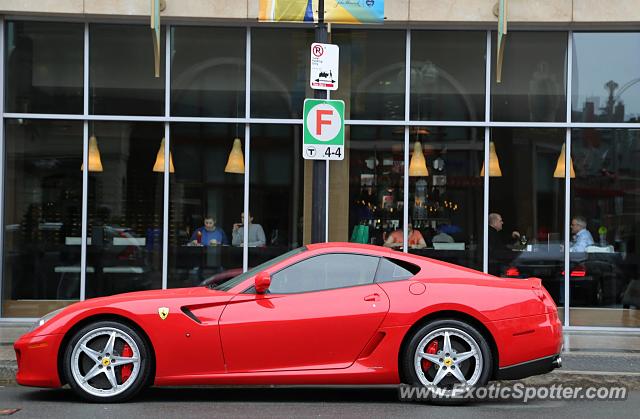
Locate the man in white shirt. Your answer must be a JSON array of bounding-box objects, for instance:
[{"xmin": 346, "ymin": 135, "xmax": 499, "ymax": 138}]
[
  {"xmin": 232, "ymin": 212, "xmax": 266, "ymax": 247},
  {"xmin": 569, "ymin": 216, "xmax": 594, "ymax": 252}
]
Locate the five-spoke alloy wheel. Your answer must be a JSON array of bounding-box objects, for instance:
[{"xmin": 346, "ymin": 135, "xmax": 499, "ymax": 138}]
[
  {"xmin": 63, "ymin": 321, "xmax": 151, "ymax": 402},
  {"xmin": 402, "ymin": 319, "xmax": 492, "ymax": 403}
]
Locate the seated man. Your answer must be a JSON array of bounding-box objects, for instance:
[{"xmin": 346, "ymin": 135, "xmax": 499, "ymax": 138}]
[
  {"xmin": 384, "ymin": 223, "xmax": 427, "ymax": 249},
  {"xmin": 570, "ymin": 216, "xmax": 594, "ymax": 252},
  {"xmin": 232, "ymin": 212, "xmax": 266, "ymax": 247},
  {"xmin": 432, "ymin": 225, "xmax": 455, "ymax": 243},
  {"xmin": 189, "ymin": 215, "xmax": 228, "ymax": 246}
]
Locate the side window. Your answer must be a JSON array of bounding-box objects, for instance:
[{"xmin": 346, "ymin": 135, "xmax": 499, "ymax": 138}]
[
  {"xmin": 375, "ymin": 257, "xmax": 420, "ymax": 283},
  {"xmin": 269, "ymin": 253, "xmax": 380, "ymax": 294}
]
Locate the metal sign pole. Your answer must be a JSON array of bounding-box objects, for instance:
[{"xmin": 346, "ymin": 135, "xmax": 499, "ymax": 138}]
[{"xmin": 311, "ymin": 0, "xmax": 328, "ymax": 243}]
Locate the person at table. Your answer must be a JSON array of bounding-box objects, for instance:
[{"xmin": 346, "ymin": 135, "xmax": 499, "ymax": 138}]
[
  {"xmin": 488, "ymin": 213, "xmax": 521, "ymax": 251},
  {"xmin": 432, "ymin": 224, "xmax": 455, "ymax": 243},
  {"xmin": 570, "ymin": 215, "xmax": 594, "ymax": 252},
  {"xmin": 384, "ymin": 222, "xmax": 427, "ymax": 249},
  {"xmin": 232, "ymin": 212, "xmax": 266, "ymax": 247},
  {"xmin": 189, "ymin": 215, "xmax": 228, "ymax": 246}
]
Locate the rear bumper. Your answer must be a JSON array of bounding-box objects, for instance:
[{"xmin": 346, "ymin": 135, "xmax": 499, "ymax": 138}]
[
  {"xmin": 14, "ymin": 333, "xmax": 63, "ymax": 388},
  {"xmin": 496, "ymin": 354, "xmax": 562, "ymax": 380}
]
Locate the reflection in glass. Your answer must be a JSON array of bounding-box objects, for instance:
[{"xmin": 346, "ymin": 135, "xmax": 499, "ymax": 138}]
[
  {"xmin": 488, "ymin": 129, "xmax": 565, "ymax": 306},
  {"xmin": 347, "ymin": 126, "xmax": 404, "ymax": 248},
  {"xmin": 90, "ymin": 24, "xmax": 165, "ymax": 116},
  {"xmin": 248, "ymin": 125, "xmax": 304, "ymax": 267},
  {"xmin": 5, "ymin": 21, "xmax": 83, "ymax": 114},
  {"xmin": 408, "ymin": 127, "xmax": 484, "ymax": 270},
  {"xmin": 570, "ymin": 129, "xmax": 640, "ymax": 327},
  {"xmin": 85, "ymin": 122, "xmax": 164, "ymax": 298},
  {"xmin": 251, "ymin": 28, "xmax": 314, "ymax": 119},
  {"xmin": 410, "ymin": 31, "xmax": 485, "ymax": 121},
  {"xmin": 491, "ymin": 32, "xmax": 566, "ymax": 122},
  {"xmin": 332, "ymin": 29, "xmax": 405, "ymax": 120},
  {"xmin": 168, "ymin": 124, "xmax": 244, "ymax": 288},
  {"xmin": 572, "ymin": 33, "xmax": 640, "ymax": 123},
  {"xmin": 2, "ymin": 120, "xmax": 83, "ymax": 317},
  {"xmin": 171, "ymin": 27, "xmax": 245, "ymax": 117}
]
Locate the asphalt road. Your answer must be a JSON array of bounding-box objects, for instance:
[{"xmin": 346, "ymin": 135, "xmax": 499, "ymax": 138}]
[{"xmin": 0, "ymin": 386, "xmax": 637, "ymax": 418}]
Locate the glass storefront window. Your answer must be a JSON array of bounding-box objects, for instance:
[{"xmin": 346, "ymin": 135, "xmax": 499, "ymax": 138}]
[
  {"xmin": 572, "ymin": 33, "xmax": 640, "ymax": 123},
  {"xmin": 90, "ymin": 24, "xmax": 165, "ymax": 116},
  {"xmin": 5, "ymin": 21, "xmax": 83, "ymax": 114},
  {"xmin": 488, "ymin": 128, "xmax": 566, "ymax": 310},
  {"xmin": 410, "ymin": 31, "xmax": 486, "ymax": 121},
  {"xmin": 491, "ymin": 32, "xmax": 567, "ymax": 122},
  {"xmin": 171, "ymin": 27, "xmax": 246, "ymax": 117},
  {"xmin": 2, "ymin": 120, "xmax": 83, "ymax": 317},
  {"xmin": 332, "ymin": 29, "xmax": 405, "ymax": 120},
  {"xmin": 250, "ymin": 28, "xmax": 314, "ymax": 119},
  {"xmin": 570, "ymin": 129, "xmax": 640, "ymax": 327},
  {"xmin": 346, "ymin": 126, "xmax": 404, "ymax": 248},
  {"xmin": 85, "ymin": 122, "xmax": 164, "ymax": 298},
  {"xmin": 248, "ymin": 124, "xmax": 304, "ymax": 267},
  {"xmin": 407, "ymin": 127, "xmax": 484, "ymax": 270},
  {"xmin": 168, "ymin": 123, "xmax": 245, "ymax": 288}
]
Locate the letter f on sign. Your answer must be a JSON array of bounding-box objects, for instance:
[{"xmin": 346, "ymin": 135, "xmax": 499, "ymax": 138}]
[{"xmin": 316, "ymin": 109, "xmax": 333, "ymax": 135}]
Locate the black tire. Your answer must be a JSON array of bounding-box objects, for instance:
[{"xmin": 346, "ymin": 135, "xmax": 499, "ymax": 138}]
[
  {"xmin": 401, "ymin": 319, "xmax": 493, "ymax": 404},
  {"xmin": 63, "ymin": 320, "xmax": 152, "ymax": 402}
]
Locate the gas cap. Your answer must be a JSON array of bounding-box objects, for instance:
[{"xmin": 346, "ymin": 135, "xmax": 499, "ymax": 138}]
[{"xmin": 409, "ymin": 282, "xmax": 426, "ymax": 295}]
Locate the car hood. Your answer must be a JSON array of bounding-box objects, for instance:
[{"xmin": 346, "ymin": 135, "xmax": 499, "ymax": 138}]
[{"xmin": 30, "ymin": 287, "xmax": 233, "ymax": 337}]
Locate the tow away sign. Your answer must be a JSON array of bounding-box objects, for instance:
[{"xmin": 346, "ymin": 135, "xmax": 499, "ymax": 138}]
[
  {"xmin": 303, "ymin": 99, "xmax": 345, "ymax": 160},
  {"xmin": 310, "ymin": 43, "xmax": 339, "ymax": 91}
]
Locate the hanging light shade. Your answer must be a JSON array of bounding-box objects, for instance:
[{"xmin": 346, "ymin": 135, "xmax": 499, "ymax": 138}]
[
  {"xmin": 152, "ymin": 137, "xmax": 175, "ymax": 173},
  {"xmin": 225, "ymin": 138, "xmax": 245, "ymax": 174},
  {"xmin": 480, "ymin": 141, "xmax": 502, "ymax": 177},
  {"xmin": 553, "ymin": 143, "xmax": 575, "ymax": 178},
  {"xmin": 409, "ymin": 141, "xmax": 429, "ymax": 177},
  {"xmin": 80, "ymin": 135, "xmax": 104, "ymax": 172}
]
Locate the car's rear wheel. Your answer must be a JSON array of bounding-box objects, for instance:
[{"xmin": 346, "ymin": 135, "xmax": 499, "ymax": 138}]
[
  {"xmin": 402, "ymin": 319, "xmax": 492, "ymax": 403},
  {"xmin": 63, "ymin": 321, "xmax": 151, "ymax": 402}
]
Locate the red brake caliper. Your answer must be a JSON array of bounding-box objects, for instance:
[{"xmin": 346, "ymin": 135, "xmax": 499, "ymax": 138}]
[
  {"xmin": 421, "ymin": 340, "xmax": 439, "ymax": 372},
  {"xmin": 121, "ymin": 343, "xmax": 133, "ymax": 382}
]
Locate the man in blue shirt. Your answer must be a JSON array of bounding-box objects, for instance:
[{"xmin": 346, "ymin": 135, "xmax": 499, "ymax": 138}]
[
  {"xmin": 570, "ymin": 216, "xmax": 594, "ymax": 252},
  {"xmin": 190, "ymin": 215, "xmax": 229, "ymax": 246}
]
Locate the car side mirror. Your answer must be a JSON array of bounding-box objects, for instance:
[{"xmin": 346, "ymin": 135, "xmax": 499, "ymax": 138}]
[{"xmin": 255, "ymin": 271, "xmax": 271, "ymax": 294}]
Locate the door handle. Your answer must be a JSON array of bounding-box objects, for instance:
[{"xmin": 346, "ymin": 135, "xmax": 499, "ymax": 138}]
[{"xmin": 364, "ymin": 293, "xmax": 380, "ymax": 302}]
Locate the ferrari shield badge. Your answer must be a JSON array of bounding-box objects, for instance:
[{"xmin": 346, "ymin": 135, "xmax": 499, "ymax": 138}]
[{"xmin": 158, "ymin": 307, "xmax": 169, "ymax": 320}]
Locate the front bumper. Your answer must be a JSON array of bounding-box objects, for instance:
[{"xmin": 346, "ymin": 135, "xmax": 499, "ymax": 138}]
[{"xmin": 14, "ymin": 332, "xmax": 64, "ymax": 388}]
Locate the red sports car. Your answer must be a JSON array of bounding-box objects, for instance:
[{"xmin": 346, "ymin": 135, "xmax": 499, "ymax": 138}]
[{"xmin": 15, "ymin": 243, "xmax": 562, "ymax": 402}]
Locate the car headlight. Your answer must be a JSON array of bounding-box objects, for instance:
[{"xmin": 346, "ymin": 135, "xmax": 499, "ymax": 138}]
[{"xmin": 29, "ymin": 308, "xmax": 64, "ymax": 332}]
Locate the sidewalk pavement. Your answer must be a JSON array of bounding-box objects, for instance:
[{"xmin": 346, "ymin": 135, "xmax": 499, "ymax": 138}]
[{"xmin": 1, "ymin": 321, "xmax": 640, "ymax": 389}]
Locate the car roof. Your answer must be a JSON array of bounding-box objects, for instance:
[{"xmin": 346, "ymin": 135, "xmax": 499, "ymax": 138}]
[{"xmin": 306, "ymin": 242, "xmax": 396, "ymax": 254}]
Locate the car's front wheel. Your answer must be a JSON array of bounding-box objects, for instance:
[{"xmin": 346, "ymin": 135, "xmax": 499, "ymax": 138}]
[
  {"xmin": 63, "ymin": 320, "xmax": 151, "ymax": 402},
  {"xmin": 401, "ymin": 319, "xmax": 493, "ymax": 403}
]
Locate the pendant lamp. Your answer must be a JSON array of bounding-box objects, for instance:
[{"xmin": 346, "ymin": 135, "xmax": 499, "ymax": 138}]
[
  {"xmin": 152, "ymin": 137, "xmax": 175, "ymax": 173},
  {"xmin": 81, "ymin": 135, "xmax": 104, "ymax": 172},
  {"xmin": 553, "ymin": 143, "xmax": 575, "ymax": 178},
  {"xmin": 225, "ymin": 138, "xmax": 245, "ymax": 174},
  {"xmin": 480, "ymin": 141, "xmax": 502, "ymax": 177},
  {"xmin": 409, "ymin": 141, "xmax": 429, "ymax": 177}
]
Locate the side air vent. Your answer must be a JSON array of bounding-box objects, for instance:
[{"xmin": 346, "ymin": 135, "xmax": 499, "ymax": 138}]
[{"xmin": 181, "ymin": 307, "xmax": 202, "ymax": 324}]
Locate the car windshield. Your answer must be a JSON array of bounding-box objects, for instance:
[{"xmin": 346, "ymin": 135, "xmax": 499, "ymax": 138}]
[{"xmin": 211, "ymin": 246, "xmax": 308, "ymax": 292}]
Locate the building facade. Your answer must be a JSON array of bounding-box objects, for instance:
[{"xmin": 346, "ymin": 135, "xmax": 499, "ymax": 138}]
[{"xmin": 0, "ymin": 1, "xmax": 639, "ymax": 331}]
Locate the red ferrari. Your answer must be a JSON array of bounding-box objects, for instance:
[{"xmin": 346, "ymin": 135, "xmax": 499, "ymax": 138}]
[{"xmin": 15, "ymin": 243, "xmax": 562, "ymax": 402}]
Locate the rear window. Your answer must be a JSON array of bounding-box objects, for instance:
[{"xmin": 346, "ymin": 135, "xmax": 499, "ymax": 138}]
[{"xmin": 375, "ymin": 257, "xmax": 420, "ymax": 283}]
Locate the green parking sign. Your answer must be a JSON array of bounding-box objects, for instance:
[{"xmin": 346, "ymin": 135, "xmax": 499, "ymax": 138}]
[{"xmin": 302, "ymin": 99, "xmax": 345, "ymax": 160}]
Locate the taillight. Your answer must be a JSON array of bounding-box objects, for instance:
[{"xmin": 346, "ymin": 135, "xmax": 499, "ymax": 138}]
[
  {"xmin": 505, "ymin": 267, "xmax": 520, "ymax": 277},
  {"xmin": 561, "ymin": 264, "xmax": 587, "ymax": 277}
]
